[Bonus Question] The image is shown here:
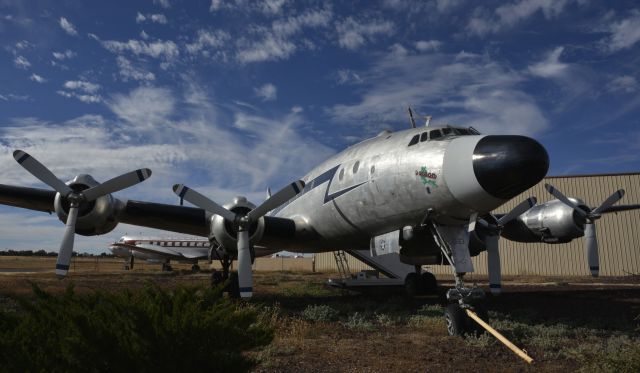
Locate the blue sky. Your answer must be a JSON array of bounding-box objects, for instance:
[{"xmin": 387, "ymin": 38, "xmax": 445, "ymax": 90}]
[{"xmin": 1, "ymin": 0, "xmax": 639, "ymax": 250}]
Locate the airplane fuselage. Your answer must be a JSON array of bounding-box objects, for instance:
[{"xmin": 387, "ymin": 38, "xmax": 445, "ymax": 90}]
[{"xmin": 266, "ymin": 126, "xmax": 549, "ymax": 253}]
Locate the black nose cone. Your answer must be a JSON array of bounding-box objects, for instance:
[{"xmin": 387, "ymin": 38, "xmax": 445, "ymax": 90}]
[{"xmin": 473, "ymin": 135, "xmax": 549, "ymax": 199}]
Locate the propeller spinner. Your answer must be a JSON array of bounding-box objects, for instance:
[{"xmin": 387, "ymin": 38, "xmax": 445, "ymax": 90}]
[
  {"xmin": 173, "ymin": 180, "xmax": 305, "ymax": 298},
  {"xmin": 13, "ymin": 150, "xmax": 152, "ymax": 278},
  {"xmin": 544, "ymin": 183, "xmax": 625, "ymax": 277}
]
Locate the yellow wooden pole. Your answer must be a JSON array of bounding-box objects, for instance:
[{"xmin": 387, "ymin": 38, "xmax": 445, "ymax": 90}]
[{"xmin": 466, "ymin": 309, "xmax": 534, "ymax": 364}]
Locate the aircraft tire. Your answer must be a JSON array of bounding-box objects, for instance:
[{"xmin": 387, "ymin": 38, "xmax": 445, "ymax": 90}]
[
  {"xmin": 404, "ymin": 273, "xmax": 420, "ymax": 297},
  {"xmin": 419, "ymin": 272, "xmax": 438, "ymax": 294},
  {"xmin": 467, "ymin": 302, "xmax": 489, "ymax": 336},
  {"xmin": 444, "ymin": 303, "xmax": 469, "ymax": 336}
]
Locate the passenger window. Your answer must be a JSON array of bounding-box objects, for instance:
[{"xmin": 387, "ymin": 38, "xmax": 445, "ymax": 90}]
[
  {"xmin": 420, "ymin": 132, "xmax": 428, "ymax": 142},
  {"xmin": 353, "ymin": 161, "xmax": 360, "ymax": 173},
  {"xmin": 430, "ymin": 129, "xmax": 443, "ymax": 139},
  {"xmin": 408, "ymin": 135, "xmax": 419, "ymax": 146}
]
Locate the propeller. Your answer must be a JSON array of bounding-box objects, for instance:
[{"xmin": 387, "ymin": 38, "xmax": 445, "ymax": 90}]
[
  {"xmin": 544, "ymin": 183, "xmax": 625, "ymax": 277},
  {"xmin": 477, "ymin": 197, "xmax": 537, "ymax": 295},
  {"xmin": 13, "ymin": 150, "xmax": 152, "ymax": 278},
  {"xmin": 173, "ymin": 180, "xmax": 305, "ymax": 298}
]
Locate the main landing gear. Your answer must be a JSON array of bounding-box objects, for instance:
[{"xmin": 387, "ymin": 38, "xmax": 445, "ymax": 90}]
[
  {"xmin": 210, "ymin": 251, "xmax": 240, "ymax": 298},
  {"xmin": 404, "ymin": 266, "xmax": 438, "ymax": 297},
  {"xmin": 427, "ymin": 222, "xmax": 488, "ymax": 336}
]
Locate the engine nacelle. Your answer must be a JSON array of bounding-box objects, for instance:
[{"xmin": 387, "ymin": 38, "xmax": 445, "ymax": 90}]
[
  {"xmin": 501, "ymin": 199, "xmax": 586, "ymax": 243},
  {"xmin": 53, "ymin": 174, "xmax": 121, "ymax": 236},
  {"xmin": 209, "ymin": 196, "xmax": 265, "ymax": 253}
]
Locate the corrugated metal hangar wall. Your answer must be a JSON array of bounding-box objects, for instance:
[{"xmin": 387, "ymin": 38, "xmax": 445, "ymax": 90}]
[{"xmin": 314, "ymin": 173, "xmax": 640, "ymax": 277}]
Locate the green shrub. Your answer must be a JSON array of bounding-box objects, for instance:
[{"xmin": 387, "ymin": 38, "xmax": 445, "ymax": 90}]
[
  {"xmin": 302, "ymin": 304, "xmax": 339, "ymax": 322},
  {"xmin": 343, "ymin": 312, "xmax": 376, "ymax": 332},
  {"xmin": 0, "ymin": 283, "xmax": 273, "ymax": 373}
]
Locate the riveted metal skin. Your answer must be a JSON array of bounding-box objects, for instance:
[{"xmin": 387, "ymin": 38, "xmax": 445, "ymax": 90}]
[{"xmin": 261, "ymin": 127, "xmax": 549, "ymax": 254}]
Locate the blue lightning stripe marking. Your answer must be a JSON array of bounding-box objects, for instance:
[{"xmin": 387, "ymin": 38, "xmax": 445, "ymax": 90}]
[
  {"xmin": 136, "ymin": 169, "xmax": 144, "ymax": 181},
  {"xmin": 56, "ymin": 264, "xmax": 70, "ymax": 270},
  {"xmin": 489, "ymin": 284, "xmax": 502, "ymax": 289},
  {"xmin": 17, "ymin": 153, "xmax": 30, "ymax": 164},
  {"xmin": 590, "ymin": 266, "xmax": 599, "ymax": 270},
  {"xmin": 239, "ymin": 287, "xmax": 253, "ymax": 292},
  {"xmin": 178, "ymin": 186, "xmax": 188, "ymax": 199},
  {"xmin": 291, "ymin": 182, "xmax": 300, "ymax": 194},
  {"xmin": 269, "ymin": 164, "xmax": 367, "ymax": 216}
]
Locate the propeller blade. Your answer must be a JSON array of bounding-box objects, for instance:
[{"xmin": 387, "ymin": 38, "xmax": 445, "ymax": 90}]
[
  {"xmin": 247, "ymin": 180, "xmax": 305, "ymax": 220},
  {"xmin": 237, "ymin": 230, "xmax": 253, "ymax": 298},
  {"xmin": 82, "ymin": 168, "xmax": 152, "ymax": 201},
  {"xmin": 544, "ymin": 184, "xmax": 588, "ymax": 218},
  {"xmin": 13, "ymin": 150, "xmax": 73, "ymax": 196},
  {"xmin": 585, "ymin": 223, "xmax": 599, "ymax": 277},
  {"xmin": 591, "ymin": 189, "xmax": 625, "ymax": 216},
  {"xmin": 486, "ymin": 234, "xmax": 502, "ymax": 295},
  {"xmin": 497, "ymin": 197, "xmax": 537, "ymax": 226},
  {"xmin": 55, "ymin": 205, "xmax": 78, "ymax": 278},
  {"xmin": 172, "ymin": 184, "xmax": 236, "ymax": 222}
]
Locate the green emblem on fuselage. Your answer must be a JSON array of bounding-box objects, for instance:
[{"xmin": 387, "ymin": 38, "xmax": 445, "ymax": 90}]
[{"xmin": 415, "ymin": 166, "xmax": 438, "ymax": 188}]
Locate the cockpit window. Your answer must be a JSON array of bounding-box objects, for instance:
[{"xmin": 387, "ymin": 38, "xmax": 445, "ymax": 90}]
[
  {"xmin": 430, "ymin": 129, "xmax": 443, "ymax": 139},
  {"xmin": 442, "ymin": 128, "xmax": 452, "ymax": 136},
  {"xmin": 408, "ymin": 134, "xmax": 419, "ymax": 146},
  {"xmin": 457, "ymin": 128, "xmax": 471, "ymax": 135},
  {"xmin": 420, "ymin": 132, "xmax": 429, "ymax": 142}
]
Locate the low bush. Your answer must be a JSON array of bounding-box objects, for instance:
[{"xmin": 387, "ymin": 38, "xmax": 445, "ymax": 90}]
[
  {"xmin": 302, "ymin": 304, "xmax": 339, "ymax": 322},
  {"xmin": 0, "ymin": 283, "xmax": 273, "ymax": 372}
]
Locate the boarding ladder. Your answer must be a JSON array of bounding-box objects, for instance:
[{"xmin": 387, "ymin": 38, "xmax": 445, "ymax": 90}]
[{"xmin": 333, "ymin": 250, "xmax": 353, "ymax": 280}]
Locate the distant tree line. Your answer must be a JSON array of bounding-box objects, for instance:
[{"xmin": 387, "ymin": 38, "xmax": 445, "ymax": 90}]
[{"xmin": 0, "ymin": 250, "xmax": 113, "ymax": 257}]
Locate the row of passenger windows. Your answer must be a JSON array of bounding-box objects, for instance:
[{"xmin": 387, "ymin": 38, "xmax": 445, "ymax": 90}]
[
  {"xmin": 408, "ymin": 127, "xmax": 477, "ymax": 146},
  {"xmin": 144, "ymin": 241, "xmax": 208, "ymax": 247}
]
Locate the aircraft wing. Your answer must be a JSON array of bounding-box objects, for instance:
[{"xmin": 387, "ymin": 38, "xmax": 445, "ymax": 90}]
[
  {"xmin": 0, "ymin": 184, "xmax": 301, "ymax": 242},
  {"xmin": 0, "ymin": 184, "xmax": 209, "ymax": 236}
]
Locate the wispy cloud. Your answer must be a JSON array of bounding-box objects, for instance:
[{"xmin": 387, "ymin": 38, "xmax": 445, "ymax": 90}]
[
  {"xmin": 135, "ymin": 12, "xmax": 168, "ymax": 24},
  {"xmin": 329, "ymin": 52, "xmax": 548, "ymax": 136},
  {"xmin": 52, "ymin": 49, "xmax": 77, "ymax": 60},
  {"xmin": 98, "ymin": 37, "xmax": 179, "ymax": 61},
  {"xmin": 185, "ymin": 29, "xmax": 230, "ymax": 56},
  {"xmin": 336, "ymin": 17, "xmax": 394, "ymax": 50},
  {"xmin": 528, "ymin": 46, "xmax": 568, "ymax": 78},
  {"xmin": 13, "ymin": 55, "xmax": 30, "ymax": 69},
  {"xmin": 467, "ymin": 0, "xmax": 575, "ymax": 36},
  {"xmin": 601, "ymin": 10, "xmax": 640, "ymax": 53},
  {"xmin": 415, "ymin": 40, "xmax": 442, "ymax": 52},
  {"xmin": 254, "ymin": 83, "xmax": 277, "ymax": 101},
  {"xmin": 235, "ymin": 6, "xmax": 332, "ymax": 63},
  {"xmin": 153, "ymin": 0, "xmax": 170, "ymax": 8},
  {"xmin": 59, "ymin": 17, "xmax": 77, "ymax": 36},
  {"xmin": 29, "ymin": 73, "xmax": 46, "ymax": 83},
  {"xmin": 57, "ymin": 80, "xmax": 101, "ymax": 103},
  {"xmin": 607, "ymin": 75, "xmax": 637, "ymax": 93},
  {"xmin": 116, "ymin": 56, "xmax": 156, "ymax": 82}
]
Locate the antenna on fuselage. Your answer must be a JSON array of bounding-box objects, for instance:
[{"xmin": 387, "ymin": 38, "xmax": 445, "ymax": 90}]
[{"xmin": 407, "ymin": 107, "xmax": 417, "ymax": 128}]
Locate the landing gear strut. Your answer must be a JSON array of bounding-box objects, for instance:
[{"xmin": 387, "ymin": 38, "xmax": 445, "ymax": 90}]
[
  {"xmin": 428, "ymin": 223, "xmax": 487, "ymax": 336},
  {"xmin": 161, "ymin": 261, "xmax": 173, "ymax": 272},
  {"xmin": 210, "ymin": 251, "xmax": 240, "ymax": 298}
]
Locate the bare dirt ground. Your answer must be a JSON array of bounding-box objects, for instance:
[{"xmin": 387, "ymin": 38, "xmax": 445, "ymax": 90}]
[{"xmin": 1, "ymin": 257, "xmax": 639, "ymax": 372}]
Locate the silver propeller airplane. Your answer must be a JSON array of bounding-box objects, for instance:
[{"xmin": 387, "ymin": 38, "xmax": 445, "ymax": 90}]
[{"xmin": 5, "ymin": 122, "xmax": 632, "ymax": 335}]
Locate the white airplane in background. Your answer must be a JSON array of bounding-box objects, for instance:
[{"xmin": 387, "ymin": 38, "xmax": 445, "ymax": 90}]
[
  {"xmin": 2, "ymin": 118, "xmax": 638, "ymax": 335},
  {"xmin": 109, "ymin": 235, "xmax": 278, "ymax": 272}
]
